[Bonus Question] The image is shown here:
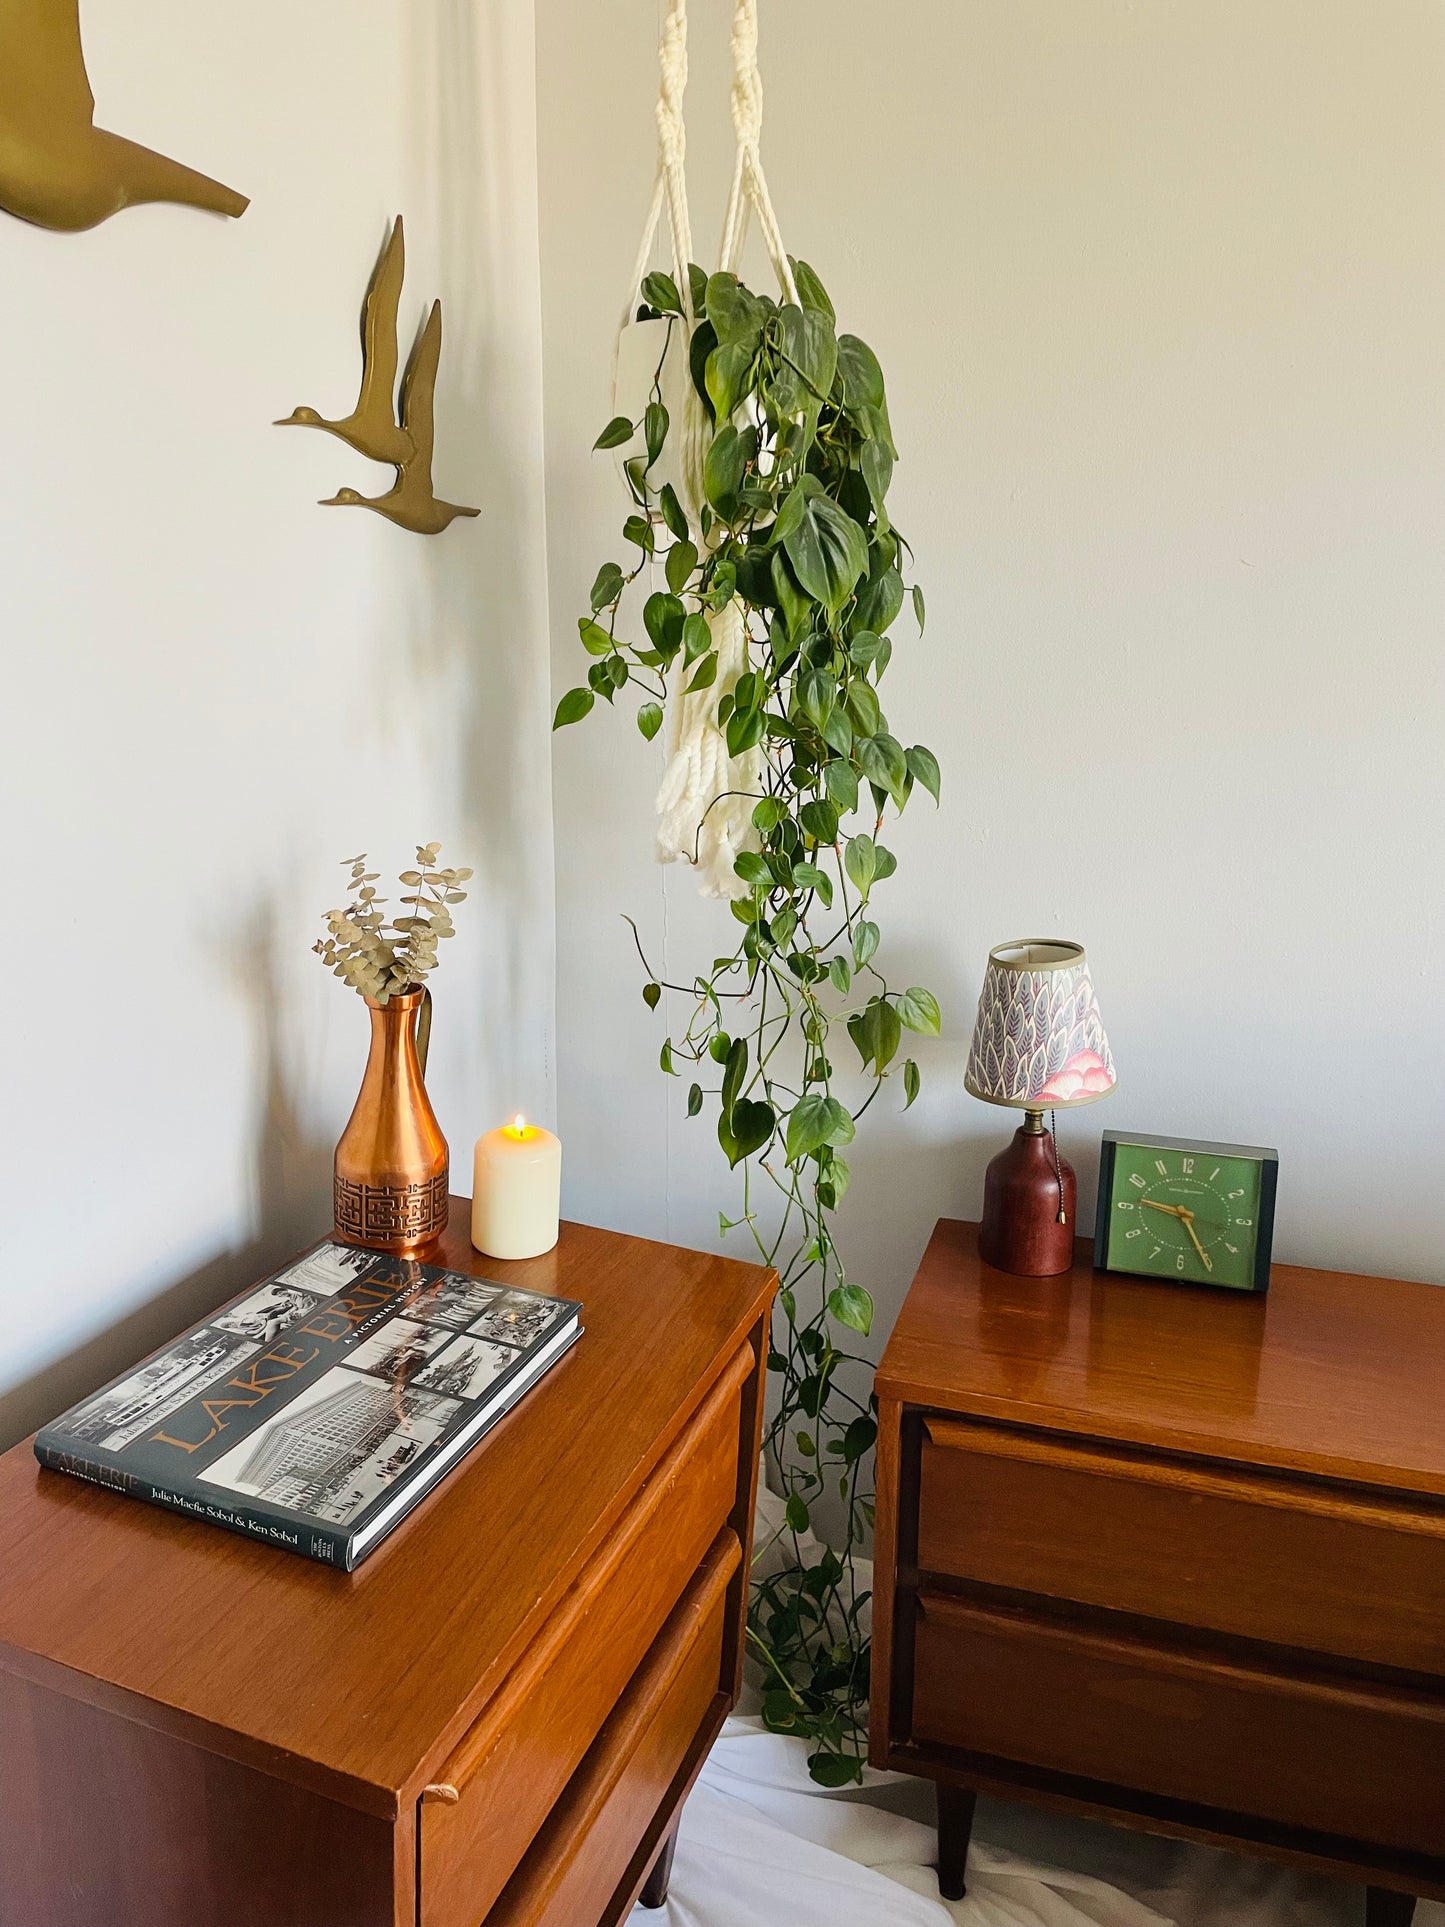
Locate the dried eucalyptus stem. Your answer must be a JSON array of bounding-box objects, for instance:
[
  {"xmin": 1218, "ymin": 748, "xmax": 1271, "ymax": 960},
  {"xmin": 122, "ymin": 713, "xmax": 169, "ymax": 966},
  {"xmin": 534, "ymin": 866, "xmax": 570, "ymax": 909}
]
[{"xmin": 314, "ymin": 844, "xmax": 471, "ymax": 1004}]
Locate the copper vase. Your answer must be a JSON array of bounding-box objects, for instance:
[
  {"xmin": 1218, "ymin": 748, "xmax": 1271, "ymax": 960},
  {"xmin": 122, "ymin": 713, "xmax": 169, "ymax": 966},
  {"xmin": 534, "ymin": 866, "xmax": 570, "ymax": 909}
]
[{"xmin": 333, "ymin": 988, "xmax": 449, "ymax": 1254}]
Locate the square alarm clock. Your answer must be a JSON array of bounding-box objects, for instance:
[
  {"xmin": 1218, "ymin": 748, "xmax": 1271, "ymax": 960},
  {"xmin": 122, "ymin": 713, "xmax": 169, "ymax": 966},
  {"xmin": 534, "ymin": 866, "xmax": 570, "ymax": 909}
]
[{"xmin": 1094, "ymin": 1132, "xmax": 1279, "ymax": 1293}]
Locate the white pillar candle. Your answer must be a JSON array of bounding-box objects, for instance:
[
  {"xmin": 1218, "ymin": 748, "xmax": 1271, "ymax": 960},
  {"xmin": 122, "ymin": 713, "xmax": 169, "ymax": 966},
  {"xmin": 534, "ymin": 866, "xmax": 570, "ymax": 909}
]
[{"xmin": 471, "ymin": 1115, "xmax": 562, "ymax": 1260}]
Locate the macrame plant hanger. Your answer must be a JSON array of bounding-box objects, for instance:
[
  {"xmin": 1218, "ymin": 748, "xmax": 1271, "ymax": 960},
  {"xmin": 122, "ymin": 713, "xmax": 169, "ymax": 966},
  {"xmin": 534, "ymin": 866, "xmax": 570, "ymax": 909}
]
[{"xmin": 613, "ymin": 0, "xmax": 797, "ymax": 899}]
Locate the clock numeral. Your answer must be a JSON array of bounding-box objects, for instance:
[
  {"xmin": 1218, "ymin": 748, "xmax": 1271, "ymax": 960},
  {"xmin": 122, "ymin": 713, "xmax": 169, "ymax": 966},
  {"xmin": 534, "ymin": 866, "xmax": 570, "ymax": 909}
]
[
  {"xmin": 1236, "ymin": 1216, "xmax": 1252, "ymax": 1228},
  {"xmin": 1154, "ymin": 1159, "xmax": 1169, "ymax": 1177},
  {"xmin": 1228, "ymin": 1188, "xmax": 1245, "ymax": 1199},
  {"xmin": 1129, "ymin": 1173, "xmax": 1146, "ymax": 1190},
  {"xmin": 1150, "ymin": 1246, "xmax": 1162, "ymax": 1260},
  {"xmin": 1116, "ymin": 1200, "xmax": 1133, "ymax": 1212},
  {"xmin": 1126, "ymin": 1227, "xmax": 1141, "ymax": 1239},
  {"xmin": 1225, "ymin": 1241, "xmax": 1238, "ymax": 1254},
  {"xmin": 1209, "ymin": 1168, "xmax": 1220, "ymax": 1181},
  {"xmin": 1181, "ymin": 1156, "xmax": 1194, "ymax": 1174},
  {"xmin": 1176, "ymin": 1253, "xmax": 1186, "ymax": 1271}
]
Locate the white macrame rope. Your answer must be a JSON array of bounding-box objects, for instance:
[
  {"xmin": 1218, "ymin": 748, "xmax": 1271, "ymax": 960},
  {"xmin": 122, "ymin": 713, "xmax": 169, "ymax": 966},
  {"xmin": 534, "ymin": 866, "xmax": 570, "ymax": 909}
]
[
  {"xmin": 615, "ymin": 0, "xmax": 695, "ymax": 366},
  {"xmin": 717, "ymin": 0, "xmax": 798, "ymax": 303},
  {"xmin": 611, "ymin": 0, "xmax": 796, "ymax": 897}
]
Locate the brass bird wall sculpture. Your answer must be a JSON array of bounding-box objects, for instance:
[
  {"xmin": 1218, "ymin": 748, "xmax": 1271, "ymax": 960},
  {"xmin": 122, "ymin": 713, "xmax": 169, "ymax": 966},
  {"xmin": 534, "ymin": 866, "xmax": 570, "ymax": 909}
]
[
  {"xmin": 0, "ymin": 0, "xmax": 248, "ymax": 230},
  {"xmin": 277, "ymin": 216, "xmax": 478, "ymax": 536}
]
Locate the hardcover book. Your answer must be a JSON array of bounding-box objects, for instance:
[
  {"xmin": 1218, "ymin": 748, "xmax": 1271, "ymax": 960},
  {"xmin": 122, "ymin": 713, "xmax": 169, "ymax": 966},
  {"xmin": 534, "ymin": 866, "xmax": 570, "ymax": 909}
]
[{"xmin": 35, "ymin": 1242, "xmax": 582, "ymax": 1569}]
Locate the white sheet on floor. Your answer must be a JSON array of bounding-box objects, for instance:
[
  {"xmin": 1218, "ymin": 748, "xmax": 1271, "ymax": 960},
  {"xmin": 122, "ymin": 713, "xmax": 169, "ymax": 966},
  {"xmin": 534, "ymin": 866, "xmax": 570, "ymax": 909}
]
[{"xmin": 632, "ymin": 1715, "xmax": 1445, "ymax": 1927}]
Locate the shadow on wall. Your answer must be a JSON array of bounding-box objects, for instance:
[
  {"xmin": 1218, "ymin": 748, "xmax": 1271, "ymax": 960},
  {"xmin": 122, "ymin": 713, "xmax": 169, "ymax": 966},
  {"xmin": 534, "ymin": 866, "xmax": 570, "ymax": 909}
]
[
  {"xmin": 405, "ymin": 0, "xmax": 554, "ymax": 1109},
  {"xmin": 0, "ymin": 904, "xmax": 332, "ymax": 1452}
]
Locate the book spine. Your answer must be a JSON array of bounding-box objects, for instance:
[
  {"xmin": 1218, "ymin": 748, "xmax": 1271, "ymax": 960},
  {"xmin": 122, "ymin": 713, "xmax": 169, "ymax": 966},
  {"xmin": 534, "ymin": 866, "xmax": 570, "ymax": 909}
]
[{"xmin": 33, "ymin": 1434, "xmax": 354, "ymax": 1570}]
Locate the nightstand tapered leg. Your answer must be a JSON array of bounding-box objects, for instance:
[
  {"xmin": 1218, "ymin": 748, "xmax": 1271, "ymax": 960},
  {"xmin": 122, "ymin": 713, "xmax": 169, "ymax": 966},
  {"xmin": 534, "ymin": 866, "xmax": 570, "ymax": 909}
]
[
  {"xmin": 639, "ymin": 1822, "xmax": 679, "ymax": 1909},
  {"xmin": 1365, "ymin": 1889, "xmax": 1416, "ymax": 1927},
  {"xmin": 937, "ymin": 1784, "xmax": 977, "ymax": 1901}
]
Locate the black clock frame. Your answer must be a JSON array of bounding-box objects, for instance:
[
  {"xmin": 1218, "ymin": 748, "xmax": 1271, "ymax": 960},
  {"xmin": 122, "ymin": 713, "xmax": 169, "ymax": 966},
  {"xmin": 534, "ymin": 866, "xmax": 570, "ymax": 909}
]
[{"xmin": 1093, "ymin": 1130, "xmax": 1279, "ymax": 1294}]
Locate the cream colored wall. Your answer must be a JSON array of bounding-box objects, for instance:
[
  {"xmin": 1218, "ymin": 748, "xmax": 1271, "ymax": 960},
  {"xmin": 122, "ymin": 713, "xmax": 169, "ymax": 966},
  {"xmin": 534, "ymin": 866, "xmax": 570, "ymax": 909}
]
[
  {"xmin": 537, "ymin": 0, "xmax": 1445, "ymax": 1336},
  {"xmin": 0, "ymin": 0, "xmax": 554, "ymax": 1446}
]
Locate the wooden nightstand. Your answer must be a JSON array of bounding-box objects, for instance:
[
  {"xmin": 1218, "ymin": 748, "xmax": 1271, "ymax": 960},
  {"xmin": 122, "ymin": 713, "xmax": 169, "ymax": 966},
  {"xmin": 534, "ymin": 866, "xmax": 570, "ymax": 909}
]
[
  {"xmin": 0, "ymin": 1203, "xmax": 774, "ymax": 1927},
  {"xmin": 871, "ymin": 1219, "xmax": 1445, "ymax": 1926}
]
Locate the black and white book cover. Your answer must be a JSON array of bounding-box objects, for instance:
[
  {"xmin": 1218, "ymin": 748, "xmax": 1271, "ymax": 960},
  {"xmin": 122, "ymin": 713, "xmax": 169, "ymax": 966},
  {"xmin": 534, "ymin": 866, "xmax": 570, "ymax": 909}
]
[{"xmin": 35, "ymin": 1243, "xmax": 582, "ymax": 1569}]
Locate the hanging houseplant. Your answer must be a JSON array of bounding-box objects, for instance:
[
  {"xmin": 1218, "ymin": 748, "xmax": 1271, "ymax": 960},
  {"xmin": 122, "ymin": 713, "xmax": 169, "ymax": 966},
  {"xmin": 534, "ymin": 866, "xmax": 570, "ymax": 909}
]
[{"xmin": 553, "ymin": 0, "xmax": 941, "ymax": 1788}]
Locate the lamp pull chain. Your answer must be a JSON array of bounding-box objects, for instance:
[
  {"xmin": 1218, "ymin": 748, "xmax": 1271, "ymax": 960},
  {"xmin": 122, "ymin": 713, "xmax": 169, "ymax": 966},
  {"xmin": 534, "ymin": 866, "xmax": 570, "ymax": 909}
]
[{"xmin": 1049, "ymin": 1108, "xmax": 1067, "ymax": 1224}]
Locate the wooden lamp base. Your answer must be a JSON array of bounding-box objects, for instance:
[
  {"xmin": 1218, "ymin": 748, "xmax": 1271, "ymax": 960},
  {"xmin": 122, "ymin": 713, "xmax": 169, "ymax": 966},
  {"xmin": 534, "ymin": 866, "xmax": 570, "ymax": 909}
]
[{"xmin": 978, "ymin": 1113, "xmax": 1077, "ymax": 1276}]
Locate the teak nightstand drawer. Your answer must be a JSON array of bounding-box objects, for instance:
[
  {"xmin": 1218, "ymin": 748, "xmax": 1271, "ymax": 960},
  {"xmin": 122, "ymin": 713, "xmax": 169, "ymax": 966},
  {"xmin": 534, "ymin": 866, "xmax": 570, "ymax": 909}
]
[
  {"xmin": 913, "ymin": 1590, "xmax": 1445, "ymax": 1855},
  {"xmin": 918, "ymin": 1417, "xmax": 1445, "ymax": 1675},
  {"xmin": 483, "ymin": 1529, "xmax": 738, "ymax": 1927},
  {"xmin": 420, "ymin": 1346, "xmax": 751, "ymax": 1927}
]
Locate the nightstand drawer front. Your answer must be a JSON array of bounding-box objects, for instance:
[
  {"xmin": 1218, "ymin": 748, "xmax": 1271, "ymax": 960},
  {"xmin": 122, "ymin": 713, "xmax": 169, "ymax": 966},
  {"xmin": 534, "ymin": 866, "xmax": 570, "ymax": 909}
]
[
  {"xmin": 913, "ymin": 1591, "xmax": 1445, "ymax": 1854},
  {"xmin": 420, "ymin": 1346, "xmax": 750, "ymax": 1927},
  {"xmin": 485, "ymin": 1530, "xmax": 737, "ymax": 1927},
  {"xmin": 919, "ymin": 1419, "xmax": 1445, "ymax": 1674}
]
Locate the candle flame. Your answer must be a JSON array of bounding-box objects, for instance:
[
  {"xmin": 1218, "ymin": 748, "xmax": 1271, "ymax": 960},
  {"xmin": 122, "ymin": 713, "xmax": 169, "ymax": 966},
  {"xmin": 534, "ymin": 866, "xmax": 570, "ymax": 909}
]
[{"xmin": 509, "ymin": 1113, "xmax": 527, "ymax": 1138}]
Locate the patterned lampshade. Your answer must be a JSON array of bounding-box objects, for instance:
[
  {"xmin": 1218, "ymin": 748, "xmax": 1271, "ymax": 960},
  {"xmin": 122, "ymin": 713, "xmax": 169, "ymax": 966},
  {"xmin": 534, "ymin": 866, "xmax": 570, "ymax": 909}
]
[{"xmin": 965, "ymin": 939, "xmax": 1116, "ymax": 1110}]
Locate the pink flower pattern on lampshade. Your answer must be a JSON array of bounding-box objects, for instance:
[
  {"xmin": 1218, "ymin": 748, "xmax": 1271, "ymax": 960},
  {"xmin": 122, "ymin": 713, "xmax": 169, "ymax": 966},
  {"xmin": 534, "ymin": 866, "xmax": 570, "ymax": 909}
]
[{"xmin": 965, "ymin": 941, "xmax": 1116, "ymax": 1110}]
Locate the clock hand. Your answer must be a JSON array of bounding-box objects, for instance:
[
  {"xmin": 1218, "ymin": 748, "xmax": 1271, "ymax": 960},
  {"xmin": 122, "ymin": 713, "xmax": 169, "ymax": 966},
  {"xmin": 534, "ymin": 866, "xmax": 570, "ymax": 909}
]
[
  {"xmin": 1140, "ymin": 1200, "xmax": 1184, "ymax": 1218},
  {"xmin": 1176, "ymin": 1208, "xmax": 1214, "ymax": 1271}
]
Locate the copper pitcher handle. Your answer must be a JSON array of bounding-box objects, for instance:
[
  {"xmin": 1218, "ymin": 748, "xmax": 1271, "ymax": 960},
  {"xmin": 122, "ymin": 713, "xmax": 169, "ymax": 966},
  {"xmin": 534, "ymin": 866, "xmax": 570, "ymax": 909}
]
[{"xmin": 415, "ymin": 985, "xmax": 433, "ymax": 1079}]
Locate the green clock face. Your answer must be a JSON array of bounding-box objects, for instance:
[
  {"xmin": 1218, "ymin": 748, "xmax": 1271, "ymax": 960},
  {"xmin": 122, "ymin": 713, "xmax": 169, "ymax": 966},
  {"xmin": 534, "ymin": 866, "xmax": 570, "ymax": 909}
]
[{"xmin": 1105, "ymin": 1140, "xmax": 1266, "ymax": 1290}]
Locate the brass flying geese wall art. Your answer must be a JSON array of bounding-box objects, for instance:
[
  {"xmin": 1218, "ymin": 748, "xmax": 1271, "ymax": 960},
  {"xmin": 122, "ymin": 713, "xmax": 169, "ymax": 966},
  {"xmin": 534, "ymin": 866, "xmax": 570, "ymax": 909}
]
[
  {"xmin": 276, "ymin": 216, "xmax": 479, "ymax": 536},
  {"xmin": 0, "ymin": 0, "xmax": 247, "ymax": 230}
]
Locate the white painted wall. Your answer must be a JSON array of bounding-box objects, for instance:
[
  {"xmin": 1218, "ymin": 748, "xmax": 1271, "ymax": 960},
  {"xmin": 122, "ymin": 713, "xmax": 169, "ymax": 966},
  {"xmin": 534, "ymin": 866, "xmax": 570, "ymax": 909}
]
[
  {"xmin": 0, "ymin": 0, "xmax": 554, "ymax": 1447},
  {"xmin": 537, "ymin": 0, "xmax": 1445, "ymax": 1359}
]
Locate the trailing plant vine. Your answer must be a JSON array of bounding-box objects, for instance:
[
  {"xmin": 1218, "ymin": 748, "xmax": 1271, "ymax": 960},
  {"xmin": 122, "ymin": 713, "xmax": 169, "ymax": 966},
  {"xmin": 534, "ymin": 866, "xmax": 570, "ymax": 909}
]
[{"xmin": 555, "ymin": 259, "xmax": 940, "ymax": 1785}]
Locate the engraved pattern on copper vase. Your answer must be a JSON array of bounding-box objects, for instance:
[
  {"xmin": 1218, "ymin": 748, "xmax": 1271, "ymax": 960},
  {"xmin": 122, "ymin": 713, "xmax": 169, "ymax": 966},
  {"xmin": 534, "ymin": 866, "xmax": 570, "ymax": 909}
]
[{"xmin": 334, "ymin": 988, "xmax": 448, "ymax": 1254}]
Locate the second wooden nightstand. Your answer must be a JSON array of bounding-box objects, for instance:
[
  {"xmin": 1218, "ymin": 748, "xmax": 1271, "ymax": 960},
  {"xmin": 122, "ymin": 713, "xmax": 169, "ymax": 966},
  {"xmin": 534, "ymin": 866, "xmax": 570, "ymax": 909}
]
[{"xmin": 871, "ymin": 1219, "xmax": 1445, "ymax": 1926}]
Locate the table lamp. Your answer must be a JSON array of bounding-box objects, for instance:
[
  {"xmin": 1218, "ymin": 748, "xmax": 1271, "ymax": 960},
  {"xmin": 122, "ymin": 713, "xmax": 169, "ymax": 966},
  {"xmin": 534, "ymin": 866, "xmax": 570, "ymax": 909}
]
[{"xmin": 965, "ymin": 939, "xmax": 1116, "ymax": 1276}]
